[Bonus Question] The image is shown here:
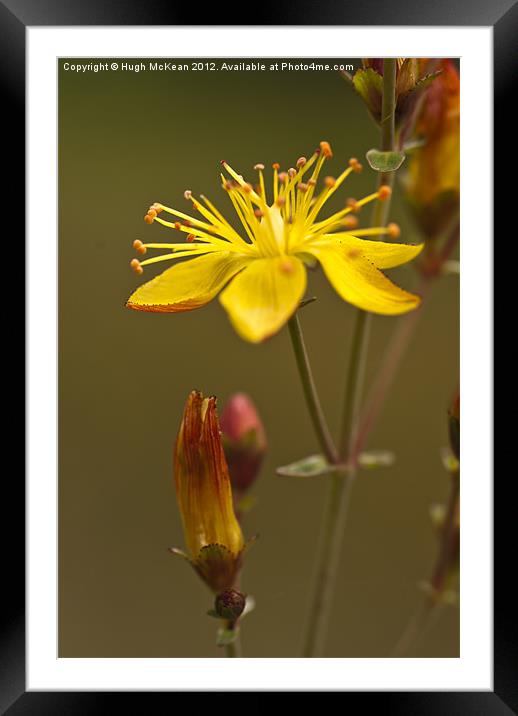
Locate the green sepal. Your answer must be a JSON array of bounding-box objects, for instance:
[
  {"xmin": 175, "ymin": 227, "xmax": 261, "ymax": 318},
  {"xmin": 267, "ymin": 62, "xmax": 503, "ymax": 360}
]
[
  {"xmin": 352, "ymin": 67, "xmax": 383, "ymax": 121},
  {"xmin": 276, "ymin": 454, "xmax": 336, "ymax": 478},
  {"xmin": 217, "ymin": 627, "xmax": 240, "ymax": 647},
  {"xmin": 366, "ymin": 148, "xmax": 406, "ymax": 172}
]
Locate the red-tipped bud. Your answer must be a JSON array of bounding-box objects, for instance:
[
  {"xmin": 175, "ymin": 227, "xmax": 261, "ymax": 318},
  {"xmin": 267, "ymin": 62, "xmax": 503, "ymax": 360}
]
[{"xmin": 220, "ymin": 393, "xmax": 267, "ymax": 493}]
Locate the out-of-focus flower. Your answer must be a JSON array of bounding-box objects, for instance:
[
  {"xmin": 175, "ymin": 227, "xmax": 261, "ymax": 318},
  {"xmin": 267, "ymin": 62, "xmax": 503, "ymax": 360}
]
[
  {"xmin": 400, "ymin": 59, "xmax": 460, "ymax": 241},
  {"xmin": 345, "ymin": 58, "xmax": 440, "ymax": 133},
  {"xmin": 221, "ymin": 393, "xmax": 267, "ymax": 494},
  {"xmin": 126, "ymin": 142, "xmax": 424, "ymax": 343},
  {"xmin": 171, "ymin": 390, "xmax": 252, "ymax": 593}
]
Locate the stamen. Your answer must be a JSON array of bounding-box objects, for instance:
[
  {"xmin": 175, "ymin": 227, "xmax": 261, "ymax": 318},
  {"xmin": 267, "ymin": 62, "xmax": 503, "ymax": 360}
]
[
  {"xmin": 187, "ymin": 233, "xmax": 196, "ymax": 242},
  {"xmin": 184, "ymin": 190, "xmax": 192, "ymax": 200},
  {"xmin": 320, "ymin": 141, "xmax": 333, "ymax": 158},
  {"xmin": 288, "ymin": 168, "xmax": 297, "ymax": 178},
  {"xmin": 388, "ymin": 222, "xmax": 400, "ymax": 238},
  {"xmin": 378, "ymin": 185, "xmax": 392, "ymax": 201},
  {"xmin": 130, "ymin": 258, "xmax": 144, "ymax": 275},
  {"xmin": 324, "ymin": 176, "xmax": 336, "ymax": 188},
  {"xmin": 254, "ymin": 163, "xmax": 265, "ymax": 171},
  {"xmin": 346, "ymin": 198, "xmax": 361, "ymax": 213},
  {"xmin": 297, "ymin": 157, "xmax": 307, "ymax": 168},
  {"xmin": 144, "ymin": 214, "xmax": 155, "ymax": 225},
  {"xmin": 272, "ymin": 163, "xmax": 280, "ymax": 170},
  {"xmin": 275, "ymin": 197, "xmax": 286, "ymax": 208},
  {"xmin": 342, "ymin": 216, "xmax": 359, "ymax": 229},
  {"xmin": 133, "ymin": 239, "xmax": 147, "ymax": 255}
]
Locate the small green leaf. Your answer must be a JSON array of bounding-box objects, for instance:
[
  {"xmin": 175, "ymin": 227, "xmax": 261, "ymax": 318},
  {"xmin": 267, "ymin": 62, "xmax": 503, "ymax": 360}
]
[
  {"xmin": 352, "ymin": 68, "xmax": 383, "ymax": 120},
  {"xmin": 217, "ymin": 627, "xmax": 239, "ymax": 647},
  {"xmin": 358, "ymin": 449, "xmax": 395, "ymax": 469},
  {"xmin": 276, "ymin": 454, "xmax": 336, "ymax": 478},
  {"xmin": 366, "ymin": 148, "xmax": 406, "ymax": 172}
]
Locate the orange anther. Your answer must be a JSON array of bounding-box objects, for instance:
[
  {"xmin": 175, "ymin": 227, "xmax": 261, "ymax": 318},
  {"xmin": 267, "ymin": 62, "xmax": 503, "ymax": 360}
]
[
  {"xmin": 342, "ymin": 215, "xmax": 359, "ymax": 229},
  {"xmin": 144, "ymin": 214, "xmax": 154, "ymax": 224},
  {"xmin": 272, "ymin": 162, "xmax": 280, "ymax": 170},
  {"xmin": 320, "ymin": 141, "xmax": 333, "ymax": 158},
  {"xmin": 378, "ymin": 185, "xmax": 392, "ymax": 200},
  {"xmin": 296, "ymin": 156, "xmax": 307, "ymax": 167},
  {"xmin": 388, "ymin": 222, "xmax": 401, "ymax": 239},
  {"xmin": 133, "ymin": 239, "xmax": 147, "ymax": 255},
  {"xmin": 324, "ymin": 176, "xmax": 336, "ymax": 188},
  {"xmin": 130, "ymin": 258, "xmax": 143, "ymax": 274}
]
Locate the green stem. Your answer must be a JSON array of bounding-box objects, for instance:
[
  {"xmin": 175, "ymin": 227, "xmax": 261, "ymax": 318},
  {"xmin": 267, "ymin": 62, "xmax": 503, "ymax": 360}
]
[
  {"xmin": 288, "ymin": 313, "xmax": 339, "ymax": 465},
  {"xmin": 300, "ymin": 58, "xmax": 398, "ymax": 658},
  {"xmin": 223, "ymin": 621, "xmax": 242, "ymax": 658}
]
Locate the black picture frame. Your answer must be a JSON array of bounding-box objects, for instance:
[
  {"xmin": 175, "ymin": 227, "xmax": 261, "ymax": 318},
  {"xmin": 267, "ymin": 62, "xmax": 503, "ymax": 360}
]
[{"xmin": 5, "ymin": 0, "xmax": 507, "ymax": 710}]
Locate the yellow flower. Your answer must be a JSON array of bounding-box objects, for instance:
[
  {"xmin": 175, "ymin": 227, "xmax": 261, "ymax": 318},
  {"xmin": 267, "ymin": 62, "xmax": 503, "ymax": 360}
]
[
  {"xmin": 127, "ymin": 141, "xmax": 423, "ymax": 342},
  {"xmin": 171, "ymin": 390, "xmax": 249, "ymax": 593}
]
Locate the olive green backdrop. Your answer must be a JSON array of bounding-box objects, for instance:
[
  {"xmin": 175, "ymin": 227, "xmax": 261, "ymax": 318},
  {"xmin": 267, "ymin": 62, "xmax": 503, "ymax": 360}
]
[{"xmin": 58, "ymin": 58, "xmax": 459, "ymax": 658}]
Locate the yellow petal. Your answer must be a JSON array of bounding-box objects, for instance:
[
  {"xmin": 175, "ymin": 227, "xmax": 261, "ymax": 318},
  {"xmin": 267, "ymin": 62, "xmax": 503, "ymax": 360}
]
[
  {"xmin": 126, "ymin": 251, "xmax": 249, "ymax": 313},
  {"xmin": 316, "ymin": 234, "xmax": 423, "ymax": 269},
  {"xmin": 306, "ymin": 243, "xmax": 421, "ymax": 315},
  {"xmin": 219, "ymin": 255, "xmax": 307, "ymax": 343}
]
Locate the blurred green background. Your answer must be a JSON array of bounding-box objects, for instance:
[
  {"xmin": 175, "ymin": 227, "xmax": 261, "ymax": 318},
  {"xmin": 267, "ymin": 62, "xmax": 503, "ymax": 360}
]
[{"xmin": 58, "ymin": 58, "xmax": 459, "ymax": 658}]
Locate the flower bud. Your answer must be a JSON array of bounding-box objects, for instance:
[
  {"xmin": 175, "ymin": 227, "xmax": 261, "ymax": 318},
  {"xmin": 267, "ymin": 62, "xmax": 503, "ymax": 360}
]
[
  {"xmin": 220, "ymin": 393, "xmax": 267, "ymax": 493},
  {"xmin": 348, "ymin": 58, "xmax": 430, "ymax": 131},
  {"xmin": 214, "ymin": 588, "xmax": 246, "ymax": 621},
  {"xmin": 172, "ymin": 390, "xmax": 250, "ymax": 592},
  {"xmin": 400, "ymin": 59, "xmax": 460, "ymax": 241}
]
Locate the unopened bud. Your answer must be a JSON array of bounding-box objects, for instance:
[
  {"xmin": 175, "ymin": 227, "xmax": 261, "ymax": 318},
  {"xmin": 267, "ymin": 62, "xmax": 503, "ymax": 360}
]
[
  {"xmin": 220, "ymin": 393, "xmax": 267, "ymax": 492},
  {"xmin": 214, "ymin": 589, "xmax": 246, "ymax": 621}
]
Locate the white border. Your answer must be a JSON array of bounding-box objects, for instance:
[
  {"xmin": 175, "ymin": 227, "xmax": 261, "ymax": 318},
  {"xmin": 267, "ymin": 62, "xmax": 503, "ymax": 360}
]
[{"xmin": 27, "ymin": 27, "xmax": 492, "ymax": 690}]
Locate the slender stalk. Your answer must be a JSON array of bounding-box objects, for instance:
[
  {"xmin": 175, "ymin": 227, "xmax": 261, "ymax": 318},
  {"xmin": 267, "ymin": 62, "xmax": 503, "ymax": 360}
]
[
  {"xmin": 224, "ymin": 629, "xmax": 242, "ymax": 658},
  {"xmin": 300, "ymin": 59, "xmax": 398, "ymax": 657},
  {"xmin": 288, "ymin": 313, "xmax": 339, "ymax": 465}
]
